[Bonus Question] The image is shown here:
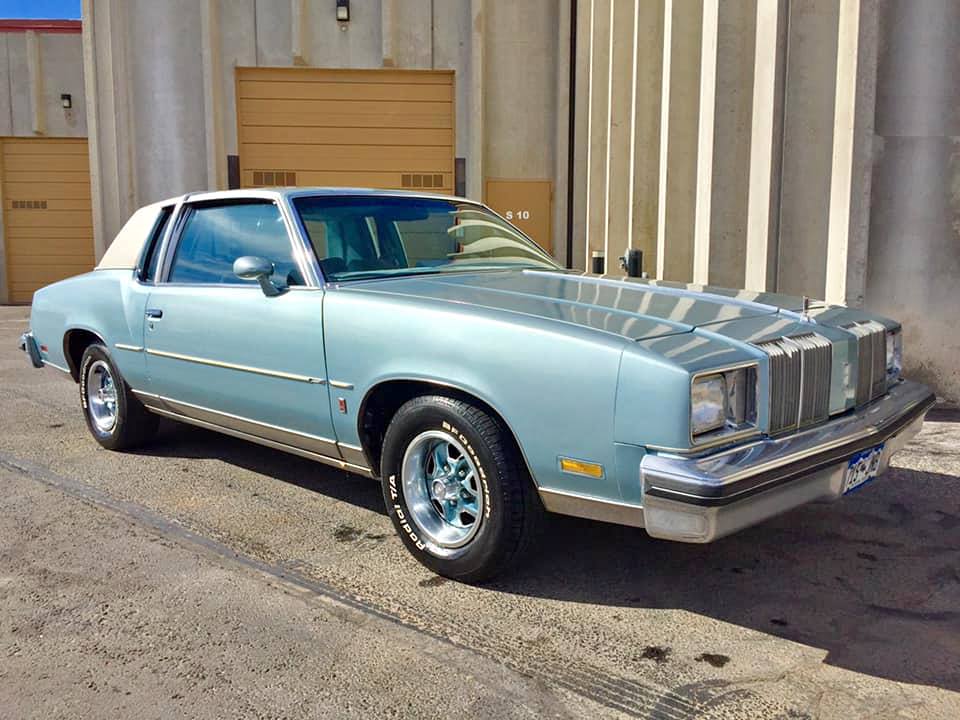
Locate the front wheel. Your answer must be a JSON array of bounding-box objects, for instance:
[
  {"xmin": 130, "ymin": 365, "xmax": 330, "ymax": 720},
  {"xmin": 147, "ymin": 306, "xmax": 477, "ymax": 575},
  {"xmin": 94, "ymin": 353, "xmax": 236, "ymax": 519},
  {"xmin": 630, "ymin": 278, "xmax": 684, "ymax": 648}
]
[
  {"xmin": 79, "ymin": 343, "xmax": 158, "ymax": 450},
  {"xmin": 380, "ymin": 395, "xmax": 543, "ymax": 583}
]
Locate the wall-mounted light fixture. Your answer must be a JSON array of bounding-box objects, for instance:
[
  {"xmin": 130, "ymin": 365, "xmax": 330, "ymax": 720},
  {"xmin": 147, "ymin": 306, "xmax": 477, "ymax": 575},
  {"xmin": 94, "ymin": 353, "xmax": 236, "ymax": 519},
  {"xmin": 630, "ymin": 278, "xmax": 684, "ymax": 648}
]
[
  {"xmin": 60, "ymin": 93, "xmax": 72, "ymax": 109},
  {"xmin": 336, "ymin": 0, "xmax": 349, "ymax": 22}
]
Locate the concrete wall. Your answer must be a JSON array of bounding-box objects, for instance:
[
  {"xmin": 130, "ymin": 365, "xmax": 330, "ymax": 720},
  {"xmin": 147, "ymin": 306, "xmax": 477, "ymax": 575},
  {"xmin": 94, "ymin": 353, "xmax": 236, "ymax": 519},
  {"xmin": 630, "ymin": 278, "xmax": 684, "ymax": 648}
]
[
  {"xmin": 571, "ymin": 0, "xmax": 958, "ymax": 401},
  {"xmin": 82, "ymin": 0, "xmax": 570, "ymax": 264},
  {"xmin": 5, "ymin": 0, "xmax": 948, "ymax": 401},
  {"xmin": 865, "ymin": 0, "xmax": 960, "ymax": 402},
  {"xmin": 0, "ymin": 30, "xmax": 86, "ymax": 138},
  {"xmin": 0, "ymin": 25, "xmax": 86, "ymax": 305}
]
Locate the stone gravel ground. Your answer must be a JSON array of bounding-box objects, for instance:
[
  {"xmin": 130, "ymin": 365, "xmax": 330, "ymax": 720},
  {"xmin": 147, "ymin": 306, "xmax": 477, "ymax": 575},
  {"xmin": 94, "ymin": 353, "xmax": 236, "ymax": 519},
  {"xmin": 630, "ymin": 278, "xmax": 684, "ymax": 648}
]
[{"xmin": 1, "ymin": 305, "xmax": 958, "ymax": 719}]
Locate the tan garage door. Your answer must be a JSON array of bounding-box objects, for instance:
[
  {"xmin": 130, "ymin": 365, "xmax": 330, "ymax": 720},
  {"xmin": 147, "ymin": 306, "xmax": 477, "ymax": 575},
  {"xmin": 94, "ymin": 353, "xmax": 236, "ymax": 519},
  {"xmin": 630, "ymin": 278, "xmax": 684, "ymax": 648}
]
[
  {"xmin": 236, "ymin": 67, "xmax": 454, "ymax": 194},
  {"xmin": 1, "ymin": 137, "xmax": 94, "ymax": 304}
]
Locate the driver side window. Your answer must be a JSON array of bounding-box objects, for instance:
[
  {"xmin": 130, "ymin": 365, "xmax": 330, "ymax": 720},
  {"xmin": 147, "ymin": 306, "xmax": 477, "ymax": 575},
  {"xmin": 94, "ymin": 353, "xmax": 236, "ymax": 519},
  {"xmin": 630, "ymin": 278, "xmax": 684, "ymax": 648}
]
[{"xmin": 167, "ymin": 201, "xmax": 303, "ymax": 286}]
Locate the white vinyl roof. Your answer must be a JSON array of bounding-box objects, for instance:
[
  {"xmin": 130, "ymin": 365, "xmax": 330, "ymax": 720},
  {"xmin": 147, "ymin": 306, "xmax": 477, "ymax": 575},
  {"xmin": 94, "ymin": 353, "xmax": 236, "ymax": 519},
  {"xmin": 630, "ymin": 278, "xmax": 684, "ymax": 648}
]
[{"xmin": 95, "ymin": 200, "xmax": 172, "ymax": 270}]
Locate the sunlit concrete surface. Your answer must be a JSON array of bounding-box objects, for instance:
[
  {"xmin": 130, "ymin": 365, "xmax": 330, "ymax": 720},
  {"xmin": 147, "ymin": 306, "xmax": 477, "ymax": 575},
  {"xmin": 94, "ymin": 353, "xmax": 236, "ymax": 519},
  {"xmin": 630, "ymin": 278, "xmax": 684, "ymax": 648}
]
[{"xmin": 1, "ymin": 306, "xmax": 958, "ymax": 719}]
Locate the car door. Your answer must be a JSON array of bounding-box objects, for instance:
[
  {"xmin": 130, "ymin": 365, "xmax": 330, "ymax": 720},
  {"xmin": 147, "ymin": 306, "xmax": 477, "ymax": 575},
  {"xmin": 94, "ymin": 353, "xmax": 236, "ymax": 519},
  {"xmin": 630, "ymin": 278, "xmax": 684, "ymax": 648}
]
[{"xmin": 143, "ymin": 198, "xmax": 342, "ymax": 462}]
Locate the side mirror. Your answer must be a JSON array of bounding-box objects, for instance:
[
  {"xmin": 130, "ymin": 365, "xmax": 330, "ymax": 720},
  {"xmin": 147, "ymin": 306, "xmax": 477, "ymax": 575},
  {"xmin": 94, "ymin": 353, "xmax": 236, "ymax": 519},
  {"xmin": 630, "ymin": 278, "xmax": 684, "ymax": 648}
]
[{"xmin": 233, "ymin": 256, "xmax": 282, "ymax": 297}]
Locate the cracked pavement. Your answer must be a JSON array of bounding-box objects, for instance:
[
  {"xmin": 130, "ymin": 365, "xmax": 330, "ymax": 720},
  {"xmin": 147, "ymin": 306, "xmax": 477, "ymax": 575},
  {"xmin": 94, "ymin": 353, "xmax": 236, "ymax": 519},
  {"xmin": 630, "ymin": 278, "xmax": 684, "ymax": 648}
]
[{"xmin": 1, "ymin": 305, "xmax": 959, "ymax": 718}]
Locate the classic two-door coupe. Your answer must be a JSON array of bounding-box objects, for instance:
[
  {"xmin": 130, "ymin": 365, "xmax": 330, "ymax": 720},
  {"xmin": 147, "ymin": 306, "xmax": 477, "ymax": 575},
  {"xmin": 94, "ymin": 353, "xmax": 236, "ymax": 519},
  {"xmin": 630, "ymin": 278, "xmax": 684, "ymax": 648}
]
[{"xmin": 21, "ymin": 188, "xmax": 935, "ymax": 581}]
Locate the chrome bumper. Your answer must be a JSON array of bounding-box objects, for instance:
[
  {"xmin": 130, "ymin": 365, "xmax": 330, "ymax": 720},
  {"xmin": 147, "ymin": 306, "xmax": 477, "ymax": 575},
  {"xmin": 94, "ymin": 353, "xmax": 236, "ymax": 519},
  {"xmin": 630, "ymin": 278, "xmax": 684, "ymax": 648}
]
[
  {"xmin": 19, "ymin": 331, "xmax": 44, "ymax": 369},
  {"xmin": 640, "ymin": 380, "xmax": 936, "ymax": 543}
]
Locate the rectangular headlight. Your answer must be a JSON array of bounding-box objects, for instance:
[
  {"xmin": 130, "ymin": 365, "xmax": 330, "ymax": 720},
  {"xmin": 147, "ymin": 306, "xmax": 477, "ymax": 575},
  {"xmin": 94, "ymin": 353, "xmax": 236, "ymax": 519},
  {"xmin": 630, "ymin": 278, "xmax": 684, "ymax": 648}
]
[
  {"xmin": 886, "ymin": 328, "xmax": 902, "ymax": 383},
  {"xmin": 691, "ymin": 374, "xmax": 726, "ymax": 435},
  {"xmin": 691, "ymin": 366, "xmax": 758, "ymax": 441}
]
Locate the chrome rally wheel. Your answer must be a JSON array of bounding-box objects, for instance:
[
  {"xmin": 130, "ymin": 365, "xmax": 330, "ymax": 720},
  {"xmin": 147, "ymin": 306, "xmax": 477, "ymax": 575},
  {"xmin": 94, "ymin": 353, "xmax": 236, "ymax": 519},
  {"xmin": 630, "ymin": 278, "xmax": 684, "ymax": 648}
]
[
  {"xmin": 79, "ymin": 343, "xmax": 158, "ymax": 450},
  {"xmin": 380, "ymin": 394, "xmax": 545, "ymax": 583},
  {"xmin": 85, "ymin": 359, "xmax": 119, "ymax": 433},
  {"xmin": 401, "ymin": 430, "xmax": 483, "ymax": 553}
]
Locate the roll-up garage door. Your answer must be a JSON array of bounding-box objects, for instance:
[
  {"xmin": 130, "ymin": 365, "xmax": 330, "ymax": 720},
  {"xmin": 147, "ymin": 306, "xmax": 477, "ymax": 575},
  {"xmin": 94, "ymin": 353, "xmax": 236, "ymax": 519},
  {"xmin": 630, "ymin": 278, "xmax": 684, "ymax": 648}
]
[
  {"xmin": 236, "ymin": 67, "xmax": 454, "ymax": 194},
  {"xmin": 1, "ymin": 137, "xmax": 94, "ymax": 304}
]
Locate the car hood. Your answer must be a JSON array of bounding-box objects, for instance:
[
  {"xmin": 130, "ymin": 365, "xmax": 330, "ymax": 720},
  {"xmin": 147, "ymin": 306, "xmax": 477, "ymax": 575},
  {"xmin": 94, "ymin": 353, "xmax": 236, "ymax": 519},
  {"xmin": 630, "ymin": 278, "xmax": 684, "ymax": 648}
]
[{"xmin": 339, "ymin": 269, "xmax": 824, "ymax": 341}]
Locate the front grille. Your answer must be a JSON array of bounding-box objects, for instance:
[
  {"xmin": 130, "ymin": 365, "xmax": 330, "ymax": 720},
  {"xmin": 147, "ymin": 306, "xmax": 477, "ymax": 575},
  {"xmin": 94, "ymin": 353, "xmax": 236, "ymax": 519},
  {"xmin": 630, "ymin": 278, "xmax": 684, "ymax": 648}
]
[
  {"xmin": 754, "ymin": 333, "xmax": 832, "ymax": 434},
  {"xmin": 844, "ymin": 320, "xmax": 887, "ymax": 405}
]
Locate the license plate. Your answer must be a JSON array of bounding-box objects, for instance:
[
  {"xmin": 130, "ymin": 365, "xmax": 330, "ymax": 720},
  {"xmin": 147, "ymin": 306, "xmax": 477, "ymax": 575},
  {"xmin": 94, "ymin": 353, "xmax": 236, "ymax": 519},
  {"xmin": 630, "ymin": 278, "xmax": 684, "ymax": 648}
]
[{"xmin": 843, "ymin": 443, "xmax": 885, "ymax": 494}]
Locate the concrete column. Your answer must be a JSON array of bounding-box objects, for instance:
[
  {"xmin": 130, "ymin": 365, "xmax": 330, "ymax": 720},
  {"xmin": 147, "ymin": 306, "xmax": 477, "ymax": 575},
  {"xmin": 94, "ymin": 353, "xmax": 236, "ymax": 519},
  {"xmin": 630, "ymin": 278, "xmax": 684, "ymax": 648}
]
[
  {"xmin": 553, "ymin": 0, "xmax": 572, "ymax": 268},
  {"xmin": 659, "ymin": 0, "xmax": 704, "ymax": 282},
  {"xmin": 291, "ymin": 0, "xmax": 310, "ymax": 66},
  {"xmin": 707, "ymin": 0, "xmax": 758, "ymax": 289},
  {"xmin": 569, "ymin": 0, "xmax": 592, "ymax": 271},
  {"xmin": 82, "ymin": 0, "xmax": 137, "ymax": 257},
  {"xmin": 604, "ymin": 0, "xmax": 638, "ymax": 265},
  {"xmin": 382, "ymin": 0, "xmax": 432, "ymax": 69},
  {"xmin": 201, "ymin": 0, "xmax": 226, "ymax": 191},
  {"xmin": 744, "ymin": 0, "xmax": 786, "ymax": 292},
  {"xmin": 825, "ymin": 0, "xmax": 878, "ymax": 307},
  {"xmin": 466, "ymin": 0, "xmax": 484, "ymax": 201},
  {"xmin": 866, "ymin": 0, "xmax": 960, "ymax": 402},
  {"xmin": 776, "ymin": 0, "xmax": 841, "ymax": 298},
  {"xmin": 583, "ymin": 0, "xmax": 612, "ymax": 268},
  {"xmin": 628, "ymin": 1, "xmax": 664, "ymax": 275},
  {"xmin": 691, "ymin": 0, "xmax": 718, "ymax": 285},
  {"xmin": 25, "ymin": 31, "xmax": 46, "ymax": 135}
]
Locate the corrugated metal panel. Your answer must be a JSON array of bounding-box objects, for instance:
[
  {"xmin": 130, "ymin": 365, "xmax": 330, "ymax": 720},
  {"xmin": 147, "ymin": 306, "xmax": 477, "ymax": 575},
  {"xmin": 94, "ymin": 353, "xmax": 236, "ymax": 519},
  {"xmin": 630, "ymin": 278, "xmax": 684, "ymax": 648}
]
[
  {"xmin": 236, "ymin": 67, "xmax": 455, "ymax": 194},
  {"xmin": 1, "ymin": 137, "xmax": 94, "ymax": 304}
]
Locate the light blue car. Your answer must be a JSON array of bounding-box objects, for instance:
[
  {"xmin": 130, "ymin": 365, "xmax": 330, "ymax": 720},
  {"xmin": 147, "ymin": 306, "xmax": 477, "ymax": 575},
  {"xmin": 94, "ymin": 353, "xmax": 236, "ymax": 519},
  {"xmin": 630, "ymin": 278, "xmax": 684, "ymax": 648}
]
[{"xmin": 20, "ymin": 188, "xmax": 935, "ymax": 581}]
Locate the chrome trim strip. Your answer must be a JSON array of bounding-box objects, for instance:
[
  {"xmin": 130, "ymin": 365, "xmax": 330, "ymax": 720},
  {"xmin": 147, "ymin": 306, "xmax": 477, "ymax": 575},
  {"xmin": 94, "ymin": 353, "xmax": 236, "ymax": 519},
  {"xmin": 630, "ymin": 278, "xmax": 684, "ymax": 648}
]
[
  {"xmin": 145, "ymin": 406, "xmax": 374, "ymax": 477},
  {"xmin": 328, "ymin": 380, "xmax": 354, "ymax": 389},
  {"xmin": 156, "ymin": 395, "xmax": 339, "ymax": 453},
  {"xmin": 539, "ymin": 489, "xmax": 644, "ymax": 528},
  {"xmin": 42, "ymin": 360, "xmax": 71, "ymax": 374},
  {"xmin": 115, "ymin": 343, "xmax": 144, "ymax": 352},
  {"xmin": 144, "ymin": 348, "xmax": 326, "ymax": 384},
  {"xmin": 336, "ymin": 441, "xmax": 368, "ymax": 468}
]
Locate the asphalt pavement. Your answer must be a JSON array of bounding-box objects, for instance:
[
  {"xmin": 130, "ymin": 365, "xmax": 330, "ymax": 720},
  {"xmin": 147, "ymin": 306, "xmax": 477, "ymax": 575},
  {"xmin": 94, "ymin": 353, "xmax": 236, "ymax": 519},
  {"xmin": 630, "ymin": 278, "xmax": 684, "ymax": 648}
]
[{"xmin": 1, "ymin": 305, "xmax": 958, "ymax": 719}]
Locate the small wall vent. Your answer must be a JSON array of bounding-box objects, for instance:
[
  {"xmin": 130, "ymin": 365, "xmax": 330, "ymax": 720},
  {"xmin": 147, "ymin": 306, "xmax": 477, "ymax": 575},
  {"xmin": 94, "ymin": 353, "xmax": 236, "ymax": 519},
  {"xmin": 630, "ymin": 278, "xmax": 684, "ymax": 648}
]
[
  {"xmin": 252, "ymin": 170, "xmax": 297, "ymax": 187},
  {"xmin": 11, "ymin": 200, "xmax": 47, "ymax": 209},
  {"xmin": 401, "ymin": 173, "xmax": 444, "ymax": 189}
]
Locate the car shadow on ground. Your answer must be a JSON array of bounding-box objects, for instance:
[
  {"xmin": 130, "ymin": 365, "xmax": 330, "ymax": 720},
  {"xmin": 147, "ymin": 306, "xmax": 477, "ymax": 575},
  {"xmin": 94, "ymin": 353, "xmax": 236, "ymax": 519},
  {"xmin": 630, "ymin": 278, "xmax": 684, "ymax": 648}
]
[
  {"xmin": 138, "ymin": 420, "xmax": 388, "ymax": 515},
  {"xmin": 139, "ymin": 419, "xmax": 959, "ymax": 693}
]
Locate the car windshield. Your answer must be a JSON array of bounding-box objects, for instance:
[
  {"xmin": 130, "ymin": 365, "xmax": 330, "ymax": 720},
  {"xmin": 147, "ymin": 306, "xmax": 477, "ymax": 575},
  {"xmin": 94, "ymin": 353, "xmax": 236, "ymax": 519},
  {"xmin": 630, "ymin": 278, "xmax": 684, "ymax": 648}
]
[{"xmin": 292, "ymin": 195, "xmax": 560, "ymax": 281}]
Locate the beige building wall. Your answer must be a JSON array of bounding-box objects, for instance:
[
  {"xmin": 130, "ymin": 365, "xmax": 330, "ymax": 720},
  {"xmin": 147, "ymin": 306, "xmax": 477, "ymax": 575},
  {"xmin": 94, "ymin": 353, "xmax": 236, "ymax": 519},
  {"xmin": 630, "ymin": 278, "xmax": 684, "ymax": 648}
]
[{"xmin": 0, "ymin": 23, "xmax": 87, "ymax": 304}]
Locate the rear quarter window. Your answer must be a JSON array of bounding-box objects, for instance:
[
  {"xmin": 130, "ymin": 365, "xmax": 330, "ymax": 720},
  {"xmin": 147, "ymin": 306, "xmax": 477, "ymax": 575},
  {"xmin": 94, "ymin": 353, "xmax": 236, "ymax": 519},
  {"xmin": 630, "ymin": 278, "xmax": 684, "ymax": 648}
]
[{"xmin": 139, "ymin": 206, "xmax": 174, "ymax": 282}]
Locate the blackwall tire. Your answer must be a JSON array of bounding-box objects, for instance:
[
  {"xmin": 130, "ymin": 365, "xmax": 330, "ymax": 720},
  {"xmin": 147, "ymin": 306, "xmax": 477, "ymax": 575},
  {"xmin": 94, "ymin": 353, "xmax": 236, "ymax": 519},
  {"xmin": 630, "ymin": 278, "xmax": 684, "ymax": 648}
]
[
  {"xmin": 380, "ymin": 394, "xmax": 544, "ymax": 583},
  {"xmin": 79, "ymin": 343, "xmax": 159, "ymax": 451}
]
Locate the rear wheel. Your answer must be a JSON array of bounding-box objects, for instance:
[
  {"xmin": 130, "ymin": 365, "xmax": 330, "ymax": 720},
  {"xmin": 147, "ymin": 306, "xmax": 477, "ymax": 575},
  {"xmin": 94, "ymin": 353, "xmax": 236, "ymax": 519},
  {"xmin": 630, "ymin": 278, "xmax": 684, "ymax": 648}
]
[
  {"xmin": 79, "ymin": 344, "xmax": 158, "ymax": 450},
  {"xmin": 380, "ymin": 394, "xmax": 543, "ymax": 583}
]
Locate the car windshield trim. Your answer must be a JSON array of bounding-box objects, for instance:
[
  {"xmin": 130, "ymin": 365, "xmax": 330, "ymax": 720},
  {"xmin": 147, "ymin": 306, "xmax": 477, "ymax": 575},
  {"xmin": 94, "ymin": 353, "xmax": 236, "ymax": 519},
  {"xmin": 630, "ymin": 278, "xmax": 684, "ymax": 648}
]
[{"xmin": 292, "ymin": 195, "xmax": 560, "ymax": 283}]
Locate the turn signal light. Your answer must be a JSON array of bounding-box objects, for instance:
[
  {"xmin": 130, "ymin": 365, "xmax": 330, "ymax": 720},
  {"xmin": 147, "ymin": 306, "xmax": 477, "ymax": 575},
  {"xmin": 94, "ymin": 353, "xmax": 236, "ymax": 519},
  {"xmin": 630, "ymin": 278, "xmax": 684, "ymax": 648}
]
[{"xmin": 559, "ymin": 457, "xmax": 604, "ymax": 479}]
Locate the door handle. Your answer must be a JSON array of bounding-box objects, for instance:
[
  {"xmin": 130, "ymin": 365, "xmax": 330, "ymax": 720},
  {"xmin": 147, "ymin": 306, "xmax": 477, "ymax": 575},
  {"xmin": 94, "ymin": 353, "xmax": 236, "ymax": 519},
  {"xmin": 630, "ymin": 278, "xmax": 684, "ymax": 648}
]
[{"xmin": 145, "ymin": 309, "xmax": 163, "ymax": 319}]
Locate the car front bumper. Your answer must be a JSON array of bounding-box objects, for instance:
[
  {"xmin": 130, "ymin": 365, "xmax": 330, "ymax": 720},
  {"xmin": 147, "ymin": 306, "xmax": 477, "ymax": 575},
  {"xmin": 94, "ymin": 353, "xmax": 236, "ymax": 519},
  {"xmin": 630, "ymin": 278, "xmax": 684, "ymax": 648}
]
[{"xmin": 640, "ymin": 379, "xmax": 936, "ymax": 543}]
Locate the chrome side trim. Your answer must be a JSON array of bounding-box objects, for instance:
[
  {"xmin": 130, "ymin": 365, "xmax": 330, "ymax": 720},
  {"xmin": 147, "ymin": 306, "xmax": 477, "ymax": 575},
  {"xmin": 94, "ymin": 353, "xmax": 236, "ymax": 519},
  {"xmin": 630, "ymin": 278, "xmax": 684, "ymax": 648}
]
[
  {"xmin": 159, "ymin": 395, "xmax": 339, "ymax": 456},
  {"xmin": 539, "ymin": 488, "xmax": 645, "ymax": 528},
  {"xmin": 131, "ymin": 388, "xmax": 173, "ymax": 411},
  {"xmin": 328, "ymin": 380, "xmax": 354, "ymax": 389},
  {"xmin": 146, "ymin": 405, "xmax": 374, "ymax": 477},
  {"xmin": 336, "ymin": 441, "xmax": 368, "ymax": 468},
  {"xmin": 144, "ymin": 348, "xmax": 326, "ymax": 384},
  {"xmin": 115, "ymin": 343, "xmax": 144, "ymax": 352},
  {"xmin": 42, "ymin": 360, "xmax": 71, "ymax": 374}
]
